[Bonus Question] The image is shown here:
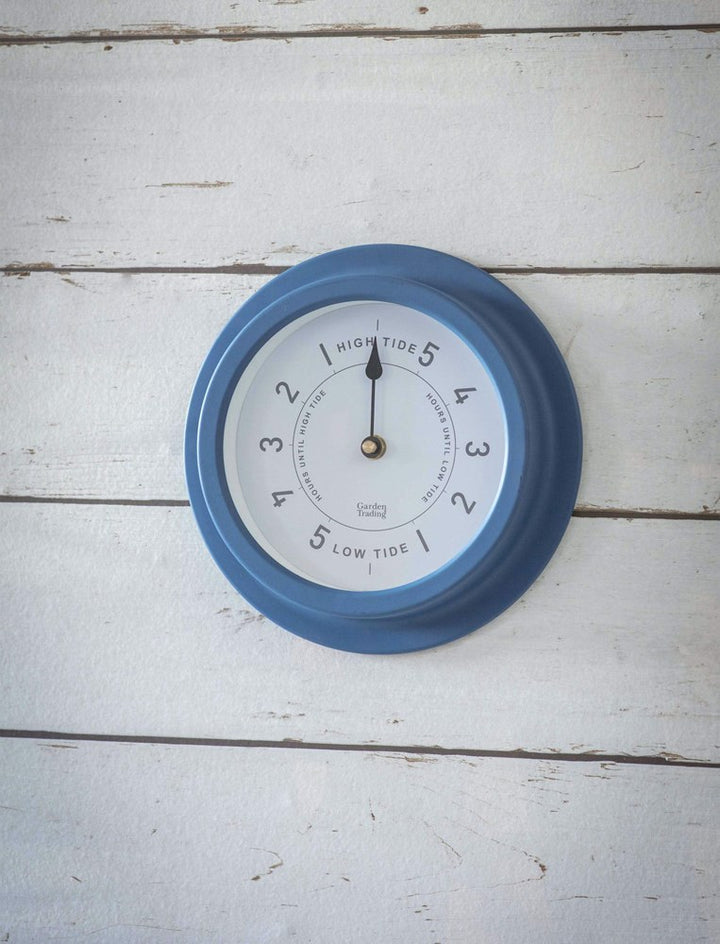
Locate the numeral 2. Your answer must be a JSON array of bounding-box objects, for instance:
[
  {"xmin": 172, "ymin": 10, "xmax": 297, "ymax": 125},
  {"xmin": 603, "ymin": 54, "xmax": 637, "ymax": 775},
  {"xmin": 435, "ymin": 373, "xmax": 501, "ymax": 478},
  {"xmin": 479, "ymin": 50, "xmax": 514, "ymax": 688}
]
[
  {"xmin": 451, "ymin": 492, "xmax": 477, "ymax": 515},
  {"xmin": 275, "ymin": 381, "xmax": 299, "ymax": 403}
]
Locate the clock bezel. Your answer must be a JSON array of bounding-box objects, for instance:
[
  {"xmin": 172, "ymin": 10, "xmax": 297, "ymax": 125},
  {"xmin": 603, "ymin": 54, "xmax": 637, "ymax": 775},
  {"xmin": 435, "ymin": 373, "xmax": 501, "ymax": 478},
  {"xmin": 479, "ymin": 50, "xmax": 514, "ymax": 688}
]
[
  {"xmin": 185, "ymin": 245, "xmax": 582, "ymax": 653},
  {"xmin": 197, "ymin": 276, "xmax": 524, "ymax": 613}
]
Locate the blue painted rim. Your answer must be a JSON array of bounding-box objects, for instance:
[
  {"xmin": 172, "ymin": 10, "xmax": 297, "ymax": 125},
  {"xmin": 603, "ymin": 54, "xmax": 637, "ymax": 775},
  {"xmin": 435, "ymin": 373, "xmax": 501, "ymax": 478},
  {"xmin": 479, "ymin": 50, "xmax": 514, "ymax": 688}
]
[
  {"xmin": 196, "ymin": 275, "xmax": 524, "ymax": 619},
  {"xmin": 185, "ymin": 245, "xmax": 583, "ymax": 653}
]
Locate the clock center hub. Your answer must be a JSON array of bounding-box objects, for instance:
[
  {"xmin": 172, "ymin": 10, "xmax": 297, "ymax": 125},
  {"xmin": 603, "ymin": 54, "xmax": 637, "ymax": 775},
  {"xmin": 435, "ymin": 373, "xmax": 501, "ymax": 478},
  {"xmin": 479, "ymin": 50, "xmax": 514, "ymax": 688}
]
[{"xmin": 360, "ymin": 435, "xmax": 387, "ymax": 459}]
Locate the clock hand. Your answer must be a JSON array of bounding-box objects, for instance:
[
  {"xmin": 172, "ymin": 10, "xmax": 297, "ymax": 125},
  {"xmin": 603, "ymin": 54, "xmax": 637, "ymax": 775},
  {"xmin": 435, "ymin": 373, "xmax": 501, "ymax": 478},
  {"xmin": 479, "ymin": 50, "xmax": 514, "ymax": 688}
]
[
  {"xmin": 361, "ymin": 337, "xmax": 387, "ymax": 459},
  {"xmin": 366, "ymin": 337, "xmax": 383, "ymax": 436}
]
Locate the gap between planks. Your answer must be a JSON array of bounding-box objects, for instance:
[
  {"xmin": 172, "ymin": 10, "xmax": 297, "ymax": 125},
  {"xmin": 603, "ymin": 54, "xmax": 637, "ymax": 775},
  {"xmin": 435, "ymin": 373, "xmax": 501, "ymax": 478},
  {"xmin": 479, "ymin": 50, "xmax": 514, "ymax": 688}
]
[
  {"xmin": 1, "ymin": 25, "xmax": 720, "ymax": 45},
  {"xmin": 1, "ymin": 495, "xmax": 718, "ymax": 521},
  {"xmin": 1, "ymin": 728, "xmax": 718, "ymax": 770},
  {"xmin": 4, "ymin": 264, "xmax": 720, "ymax": 277}
]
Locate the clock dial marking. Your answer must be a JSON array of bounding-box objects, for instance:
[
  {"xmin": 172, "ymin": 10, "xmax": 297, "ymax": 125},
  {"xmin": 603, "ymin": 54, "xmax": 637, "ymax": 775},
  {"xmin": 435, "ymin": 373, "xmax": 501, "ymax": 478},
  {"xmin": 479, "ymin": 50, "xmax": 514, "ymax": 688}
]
[
  {"xmin": 259, "ymin": 436, "xmax": 283, "ymax": 453},
  {"xmin": 451, "ymin": 491, "xmax": 477, "ymax": 515},
  {"xmin": 465, "ymin": 440, "xmax": 490, "ymax": 457},
  {"xmin": 275, "ymin": 380, "xmax": 299, "ymax": 404},
  {"xmin": 418, "ymin": 341, "xmax": 440, "ymax": 367},
  {"xmin": 454, "ymin": 387, "xmax": 477, "ymax": 405}
]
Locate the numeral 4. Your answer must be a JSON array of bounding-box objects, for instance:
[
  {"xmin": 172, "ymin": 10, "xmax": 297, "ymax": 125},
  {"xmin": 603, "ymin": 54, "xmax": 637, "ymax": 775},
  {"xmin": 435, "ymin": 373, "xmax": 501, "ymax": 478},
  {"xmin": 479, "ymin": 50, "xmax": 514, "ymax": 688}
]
[
  {"xmin": 454, "ymin": 387, "xmax": 477, "ymax": 405},
  {"xmin": 272, "ymin": 490, "xmax": 294, "ymax": 508}
]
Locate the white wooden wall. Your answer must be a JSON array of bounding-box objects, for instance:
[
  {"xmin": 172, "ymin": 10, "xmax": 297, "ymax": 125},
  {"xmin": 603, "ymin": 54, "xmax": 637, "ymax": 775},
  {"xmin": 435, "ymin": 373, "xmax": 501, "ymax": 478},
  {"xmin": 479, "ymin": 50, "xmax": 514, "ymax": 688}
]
[{"xmin": 1, "ymin": 3, "xmax": 719, "ymax": 941}]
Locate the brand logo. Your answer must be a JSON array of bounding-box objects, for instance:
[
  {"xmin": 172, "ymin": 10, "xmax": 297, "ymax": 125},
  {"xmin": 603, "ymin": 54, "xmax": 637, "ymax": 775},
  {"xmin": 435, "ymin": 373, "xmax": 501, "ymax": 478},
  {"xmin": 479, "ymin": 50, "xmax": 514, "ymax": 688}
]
[{"xmin": 357, "ymin": 502, "xmax": 387, "ymax": 521}]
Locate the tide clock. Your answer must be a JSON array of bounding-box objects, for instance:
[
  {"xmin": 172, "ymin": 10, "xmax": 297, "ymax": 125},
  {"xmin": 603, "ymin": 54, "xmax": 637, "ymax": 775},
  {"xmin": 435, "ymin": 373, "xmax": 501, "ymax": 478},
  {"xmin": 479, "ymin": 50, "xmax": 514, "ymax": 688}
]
[{"xmin": 185, "ymin": 245, "xmax": 582, "ymax": 653}]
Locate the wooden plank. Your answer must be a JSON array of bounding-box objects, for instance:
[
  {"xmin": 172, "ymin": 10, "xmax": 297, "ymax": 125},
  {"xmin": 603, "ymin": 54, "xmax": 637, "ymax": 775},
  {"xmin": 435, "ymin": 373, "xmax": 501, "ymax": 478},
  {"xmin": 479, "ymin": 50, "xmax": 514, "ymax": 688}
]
[
  {"xmin": 0, "ymin": 737, "xmax": 717, "ymax": 942},
  {"xmin": 1, "ymin": 503, "xmax": 718, "ymax": 761},
  {"xmin": 1, "ymin": 33, "xmax": 718, "ymax": 270},
  {"xmin": 2, "ymin": 271, "xmax": 718, "ymax": 513},
  {"xmin": 2, "ymin": 1, "xmax": 718, "ymax": 38}
]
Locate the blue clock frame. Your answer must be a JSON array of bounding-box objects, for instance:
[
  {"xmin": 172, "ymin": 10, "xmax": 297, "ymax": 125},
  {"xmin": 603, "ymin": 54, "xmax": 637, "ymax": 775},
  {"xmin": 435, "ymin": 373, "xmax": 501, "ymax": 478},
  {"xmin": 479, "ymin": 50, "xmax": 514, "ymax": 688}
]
[{"xmin": 185, "ymin": 245, "xmax": 582, "ymax": 653}]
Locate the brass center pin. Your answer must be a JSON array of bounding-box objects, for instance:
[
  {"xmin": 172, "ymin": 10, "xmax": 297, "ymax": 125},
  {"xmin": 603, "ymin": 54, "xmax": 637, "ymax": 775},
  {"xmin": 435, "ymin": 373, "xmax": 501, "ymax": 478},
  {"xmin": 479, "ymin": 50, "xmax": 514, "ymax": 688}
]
[{"xmin": 361, "ymin": 435, "xmax": 387, "ymax": 459}]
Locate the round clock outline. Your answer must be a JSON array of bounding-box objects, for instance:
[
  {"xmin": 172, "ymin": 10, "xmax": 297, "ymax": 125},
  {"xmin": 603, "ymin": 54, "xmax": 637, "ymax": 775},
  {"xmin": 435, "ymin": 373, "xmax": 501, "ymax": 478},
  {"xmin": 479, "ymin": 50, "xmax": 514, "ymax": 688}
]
[
  {"xmin": 196, "ymin": 276, "xmax": 525, "ymax": 618},
  {"xmin": 186, "ymin": 244, "xmax": 582, "ymax": 654}
]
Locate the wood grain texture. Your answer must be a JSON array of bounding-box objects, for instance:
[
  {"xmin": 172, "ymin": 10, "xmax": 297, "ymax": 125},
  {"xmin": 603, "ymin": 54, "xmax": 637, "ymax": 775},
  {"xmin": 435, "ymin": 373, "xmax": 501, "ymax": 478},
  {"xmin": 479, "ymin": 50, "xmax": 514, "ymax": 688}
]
[
  {"xmin": 1, "ymin": 32, "xmax": 718, "ymax": 270},
  {"xmin": 2, "ymin": 271, "xmax": 717, "ymax": 513},
  {"xmin": 2, "ymin": 0, "xmax": 719, "ymax": 38},
  {"xmin": 0, "ymin": 737, "xmax": 718, "ymax": 943},
  {"xmin": 2, "ymin": 10, "xmax": 719, "ymax": 940},
  {"xmin": 1, "ymin": 502, "xmax": 718, "ymax": 761}
]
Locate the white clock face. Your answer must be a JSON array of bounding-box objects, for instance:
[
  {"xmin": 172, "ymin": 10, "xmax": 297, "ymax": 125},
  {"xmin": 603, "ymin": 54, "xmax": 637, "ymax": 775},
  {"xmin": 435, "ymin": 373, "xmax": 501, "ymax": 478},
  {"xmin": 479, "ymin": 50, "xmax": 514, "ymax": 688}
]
[{"xmin": 223, "ymin": 301, "xmax": 508, "ymax": 591}]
